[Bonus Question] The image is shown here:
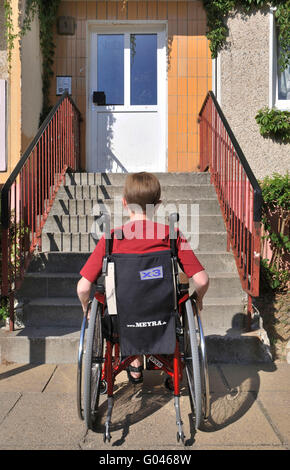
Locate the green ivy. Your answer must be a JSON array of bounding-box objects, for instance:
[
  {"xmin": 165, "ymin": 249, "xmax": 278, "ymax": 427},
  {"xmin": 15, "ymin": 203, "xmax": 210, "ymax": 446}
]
[
  {"xmin": 21, "ymin": 0, "xmax": 61, "ymax": 125},
  {"xmin": 4, "ymin": 0, "xmax": 61, "ymax": 125},
  {"xmin": 260, "ymin": 173, "xmax": 290, "ymax": 291},
  {"xmin": 255, "ymin": 107, "xmax": 290, "ymax": 142},
  {"xmin": 202, "ymin": 0, "xmax": 290, "ymax": 72},
  {"xmin": 3, "ymin": 0, "xmax": 18, "ymax": 72}
]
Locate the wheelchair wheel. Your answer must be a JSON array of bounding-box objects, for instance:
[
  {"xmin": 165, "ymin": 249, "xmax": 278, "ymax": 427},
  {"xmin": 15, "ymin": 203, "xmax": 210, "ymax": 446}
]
[
  {"xmin": 183, "ymin": 299, "xmax": 202, "ymax": 430},
  {"xmin": 77, "ymin": 310, "xmax": 88, "ymax": 421},
  {"xmin": 191, "ymin": 300, "xmax": 211, "ymax": 422},
  {"xmin": 83, "ymin": 298, "xmax": 104, "ymax": 430}
]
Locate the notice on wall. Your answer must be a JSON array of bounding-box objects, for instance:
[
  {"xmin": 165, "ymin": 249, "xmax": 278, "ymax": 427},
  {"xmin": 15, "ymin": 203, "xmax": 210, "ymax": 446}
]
[
  {"xmin": 56, "ymin": 76, "xmax": 72, "ymax": 96},
  {"xmin": 0, "ymin": 79, "xmax": 7, "ymax": 172}
]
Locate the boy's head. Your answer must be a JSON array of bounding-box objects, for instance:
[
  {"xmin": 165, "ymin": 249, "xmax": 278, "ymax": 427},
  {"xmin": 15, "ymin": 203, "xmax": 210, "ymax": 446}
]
[{"xmin": 123, "ymin": 172, "xmax": 161, "ymax": 213}]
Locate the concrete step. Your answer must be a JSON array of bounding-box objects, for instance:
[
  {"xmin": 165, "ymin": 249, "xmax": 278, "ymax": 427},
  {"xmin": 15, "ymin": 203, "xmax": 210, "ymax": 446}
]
[
  {"xmin": 54, "ymin": 184, "xmax": 217, "ymax": 200},
  {"xmin": 17, "ymin": 294, "xmax": 244, "ymax": 330},
  {"xmin": 64, "ymin": 171, "xmax": 211, "ymax": 186},
  {"xmin": 21, "ymin": 297, "xmax": 83, "ymax": 328},
  {"xmin": 17, "ymin": 271, "xmax": 243, "ymax": 306},
  {"xmin": 0, "ymin": 327, "xmax": 81, "ymax": 364},
  {"xmin": 27, "ymin": 251, "xmax": 237, "ymax": 275},
  {"xmin": 42, "ymin": 214, "xmax": 226, "ymax": 234},
  {"xmin": 0, "ymin": 323, "xmax": 272, "ymax": 364},
  {"xmin": 41, "ymin": 231, "xmax": 228, "ymax": 252},
  {"xmin": 48, "ymin": 198, "xmax": 222, "ymax": 216}
]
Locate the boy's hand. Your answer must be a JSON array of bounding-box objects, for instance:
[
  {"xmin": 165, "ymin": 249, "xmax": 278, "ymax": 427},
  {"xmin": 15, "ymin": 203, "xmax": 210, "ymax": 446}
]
[
  {"xmin": 196, "ymin": 295, "xmax": 203, "ymax": 311},
  {"xmin": 83, "ymin": 301, "xmax": 91, "ymax": 321},
  {"xmin": 191, "ymin": 291, "xmax": 203, "ymax": 311},
  {"xmin": 77, "ymin": 277, "xmax": 92, "ymax": 320}
]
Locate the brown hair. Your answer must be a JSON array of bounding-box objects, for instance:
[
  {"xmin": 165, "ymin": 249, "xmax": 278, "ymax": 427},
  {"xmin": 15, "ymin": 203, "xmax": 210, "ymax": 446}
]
[{"xmin": 123, "ymin": 172, "xmax": 161, "ymax": 212}]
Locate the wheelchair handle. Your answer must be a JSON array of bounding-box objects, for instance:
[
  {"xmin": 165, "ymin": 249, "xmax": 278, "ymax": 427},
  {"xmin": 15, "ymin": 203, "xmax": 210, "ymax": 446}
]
[
  {"xmin": 99, "ymin": 213, "xmax": 111, "ymax": 257},
  {"xmin": 169, "ymin": 212, "xmax": 179, "ymax": 256}
]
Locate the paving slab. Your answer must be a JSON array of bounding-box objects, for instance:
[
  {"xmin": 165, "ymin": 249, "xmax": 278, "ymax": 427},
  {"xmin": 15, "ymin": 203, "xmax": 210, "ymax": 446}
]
[
  {"xmin": 0, "ymin": 364, "xmax": 56, "ymax": 392},
  {"xmin": 0, "ymin": 392, "xmax": 22, "ymax": 425},
  {"xmin": 256, "ymin": 391, "xmax": 290, "ymax": 447},
  {"xmin": 0, "ymin": 392, "xmax": 84, "ymax": 450},
  {"xmin": 220, "ymin": 362, "xmax": 290, "ymax": 392},
  {"xmin": 0, "ymin": 362, "xmax": 289, "ymax": 450}
]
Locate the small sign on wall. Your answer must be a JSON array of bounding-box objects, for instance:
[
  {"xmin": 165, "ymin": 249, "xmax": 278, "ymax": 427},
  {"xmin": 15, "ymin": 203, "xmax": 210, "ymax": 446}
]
[
  {"xmin": 56, "ymin": 76, "xmax": 72, "ymax": 96},
  {"xmin": 0, "ymin": 79, "xmax": 7, "ymax": 172}
]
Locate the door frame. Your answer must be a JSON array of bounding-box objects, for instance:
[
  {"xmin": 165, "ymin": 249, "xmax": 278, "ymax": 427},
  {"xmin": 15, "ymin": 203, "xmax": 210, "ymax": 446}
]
[{"xmin": 86, "ymin": 20, "xmax": 168, "ymax": 173}]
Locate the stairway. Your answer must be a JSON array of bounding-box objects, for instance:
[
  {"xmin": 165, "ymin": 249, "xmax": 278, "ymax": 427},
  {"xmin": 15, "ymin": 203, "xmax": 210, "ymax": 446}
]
[{"xmin": 1, "ymin": 172, "xmax": 270, "ymax": 364}]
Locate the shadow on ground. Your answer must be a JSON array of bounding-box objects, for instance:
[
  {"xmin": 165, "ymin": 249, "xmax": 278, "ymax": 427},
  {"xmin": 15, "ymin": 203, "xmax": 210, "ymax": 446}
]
[{"xmin": 88, "ymin": 361, "xmax": 277, "ymax": 446}]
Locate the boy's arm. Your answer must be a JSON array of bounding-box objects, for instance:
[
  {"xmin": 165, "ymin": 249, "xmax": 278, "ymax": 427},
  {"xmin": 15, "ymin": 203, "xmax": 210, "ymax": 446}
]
[
  {"xmin": 191, "ymin": 270, "xmax": 209, "ymax": 311},
  {"xmin": 77, "ymin": 276, "xmax": 92, "ymax": 315}
]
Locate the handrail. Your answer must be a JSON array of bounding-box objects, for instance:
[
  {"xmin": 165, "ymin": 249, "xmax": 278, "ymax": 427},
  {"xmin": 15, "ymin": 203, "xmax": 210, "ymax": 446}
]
[
  {"xmin": 199, "ymin": 91, "xmax": 262, "ymax": 326},
  {"xmin": 1, "ymin": 92, "xmax": 81, "ymax": 330},
  {"xmin": 1, "ymin": 92, "xmax": 80, "ymax": 223},
  {"xmin": 199, "ymin": 91, "xmax": 262, "ymax": 222}
]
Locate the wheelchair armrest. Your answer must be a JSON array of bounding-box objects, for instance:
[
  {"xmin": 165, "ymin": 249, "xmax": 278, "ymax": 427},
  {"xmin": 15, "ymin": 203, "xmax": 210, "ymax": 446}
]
[{"xmin": 94, "ymin": 275, "xmax": 105, "ymax": 294}]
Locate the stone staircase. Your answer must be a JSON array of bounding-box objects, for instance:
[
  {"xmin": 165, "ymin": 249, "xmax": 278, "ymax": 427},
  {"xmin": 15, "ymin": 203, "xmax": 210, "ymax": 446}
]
[{"xmin": 1, "ymin": 172, "xmax": 270, "ymax": 364}]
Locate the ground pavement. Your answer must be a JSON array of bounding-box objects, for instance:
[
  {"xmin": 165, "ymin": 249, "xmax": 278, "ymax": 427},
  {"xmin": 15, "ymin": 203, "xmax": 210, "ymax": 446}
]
[{"xmin": 0, "ymin": 360, "xmax": 289, "ymax": 453}]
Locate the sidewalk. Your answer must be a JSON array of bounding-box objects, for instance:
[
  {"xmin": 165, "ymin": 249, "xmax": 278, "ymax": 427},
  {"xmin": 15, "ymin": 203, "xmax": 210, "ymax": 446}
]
[{"xmin": 0, "ymin": 361, "xmax": 289, "ymax": 451}]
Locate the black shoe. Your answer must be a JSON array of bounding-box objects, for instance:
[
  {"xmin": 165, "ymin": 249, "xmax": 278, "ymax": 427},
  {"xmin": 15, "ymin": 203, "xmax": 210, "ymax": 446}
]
[{"xmin": 126, "ymin": 365, "xmax": 143, "ymax": 384}]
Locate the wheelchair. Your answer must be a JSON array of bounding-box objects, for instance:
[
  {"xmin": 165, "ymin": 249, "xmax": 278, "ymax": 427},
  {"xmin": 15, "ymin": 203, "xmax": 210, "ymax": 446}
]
[{"xmin": 77, "ymin": 213, "xmax": 210, "ymax": 444}]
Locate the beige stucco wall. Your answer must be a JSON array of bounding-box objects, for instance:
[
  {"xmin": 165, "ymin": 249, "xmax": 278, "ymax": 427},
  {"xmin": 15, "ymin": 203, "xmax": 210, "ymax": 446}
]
[
  {"xmin": 0, "ymin": 0, "xmax": 22, "ymax": 185},
  {"xmin": 21, "ymin": 13, "xmax": 42, "ymax": 151},
  {"xmin": 219, "ymin": 8, "xmax": 290, "ymax": 181}
]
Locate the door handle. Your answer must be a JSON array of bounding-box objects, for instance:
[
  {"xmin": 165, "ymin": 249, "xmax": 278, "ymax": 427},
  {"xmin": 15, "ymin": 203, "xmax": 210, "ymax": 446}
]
[{"xmin": 93, "ymin": 91, "xmax": 106, "ymax": 105}]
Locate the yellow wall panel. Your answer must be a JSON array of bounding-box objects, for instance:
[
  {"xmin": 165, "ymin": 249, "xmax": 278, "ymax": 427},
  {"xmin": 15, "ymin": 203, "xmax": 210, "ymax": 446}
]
[{"xmin": 51, "ymin": 1, "xmax": 212, "ymax": 172}]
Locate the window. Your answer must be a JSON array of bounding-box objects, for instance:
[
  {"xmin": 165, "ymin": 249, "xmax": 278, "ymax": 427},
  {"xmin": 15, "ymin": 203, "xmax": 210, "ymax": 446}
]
[
  {"xmin": 95, "ymin": 32, "xmax": 158, "ymax": 108},
  {"xmin": 97, "ymin": 34, "xmax": 124, "ymax": 105},
  {"xmin": 269, "ymin": 9, "xmax": 290, "ymax": 110},
  {"xmin": 277, "ymin": 44, "xmax": 290, "ymax": 102},
  {"xmin": 130, "ymin": 34, "xmax": 157, "ymax": 106}
]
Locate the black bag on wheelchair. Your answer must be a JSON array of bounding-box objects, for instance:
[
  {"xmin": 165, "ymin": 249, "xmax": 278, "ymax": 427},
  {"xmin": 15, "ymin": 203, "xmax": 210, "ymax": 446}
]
[{"xmin": 110, "ymin": 250, "xmax": 177, "ymax": 356}]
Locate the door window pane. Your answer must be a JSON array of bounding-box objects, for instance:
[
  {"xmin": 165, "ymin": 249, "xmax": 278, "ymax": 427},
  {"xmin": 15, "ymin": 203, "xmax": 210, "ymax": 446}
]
[
  {"xmin": 130, "ymin": 34, "xmax": 157, "ymax": 105},
  {"xmin": 97, "ymin": 35, "xmax": 124, "ymax": 105}
]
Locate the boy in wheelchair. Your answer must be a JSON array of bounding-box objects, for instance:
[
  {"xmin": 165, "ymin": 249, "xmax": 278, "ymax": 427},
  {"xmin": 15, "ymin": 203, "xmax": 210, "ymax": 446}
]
[{"xmin": 77, "ymin": 172, "xmax": 209, "ymax": 384}]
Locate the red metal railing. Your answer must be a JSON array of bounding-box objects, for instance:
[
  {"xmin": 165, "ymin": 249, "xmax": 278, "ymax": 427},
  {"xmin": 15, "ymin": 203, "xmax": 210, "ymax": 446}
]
[
  {"xmin": 199, "ymin": 91, "xmax": 262, "ymax": 327},
  {"xmin": 1, "ymin": 92, "xmax": 81, "ymax": 330}
]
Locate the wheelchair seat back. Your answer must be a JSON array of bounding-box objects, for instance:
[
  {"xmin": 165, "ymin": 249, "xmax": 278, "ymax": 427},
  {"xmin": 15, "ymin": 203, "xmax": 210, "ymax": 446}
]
[{"xmin": 105, "ymin": 249, "xmax": 177, "ymax": 356}]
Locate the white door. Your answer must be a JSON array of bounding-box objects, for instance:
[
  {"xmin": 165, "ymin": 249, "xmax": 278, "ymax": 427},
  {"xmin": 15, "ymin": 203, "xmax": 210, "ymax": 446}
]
[{"xmin": 88, "ymin": 25, "xmax": 167, "ymax": 173}]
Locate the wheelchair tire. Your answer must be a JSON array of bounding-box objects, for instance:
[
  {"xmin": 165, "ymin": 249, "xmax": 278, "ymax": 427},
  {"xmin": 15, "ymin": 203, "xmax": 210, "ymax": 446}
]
[
  {"xmin": 83, "ymin": 298, "xmax": 104, "ymax": 430},
  {"xmin": 191, "ymin": 300, "xmax": 211, "ymax": 421},
  {"xmin": 77, "ymin": 313, "xmax": 88, "ymax": 421},
  {"xmin": 183, "ymin": 299, "xmax": 202, "ymax": 430}
]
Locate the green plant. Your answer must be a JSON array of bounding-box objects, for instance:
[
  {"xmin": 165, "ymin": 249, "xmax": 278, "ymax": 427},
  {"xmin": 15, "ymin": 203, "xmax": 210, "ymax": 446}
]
[
  {"xmin": 3, "ymin": 0, "xmax": 18, "ymax": 72},
  {"xmin": 0, "ymin": 301, "xmax": 9, "ymax": 323},
  {"xmin": 260, "ymin": 173, "xmax": 290, "ymax": 292},
  {"xmin": 255, "ymin": 107, "xmax": 290, "ymax": 142},
  {"xmin": 201, "ymin": 1, "xmax": 290, "ymax": 72},
  {"xmin": 21, "ymin": 0, "xmax": 61, "ymax": 124}
]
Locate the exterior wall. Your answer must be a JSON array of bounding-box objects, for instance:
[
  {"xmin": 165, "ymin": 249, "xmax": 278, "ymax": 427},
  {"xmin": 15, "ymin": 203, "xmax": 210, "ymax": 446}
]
[
  {"xmin": 0, "ymin": 1, "xmax": 9, "ymax": 179},
  {"xmin": 21, "ymin": 13, "xmax": 43, "ymax": 152},
  {"xmin": 50, "ymin": 0, "xmax": 212, "ymax": 172},
  {"xmin": 0, "ymin": 0, "xmax": 22, "ymax": 185},
  {"xmin": 219, "ymin": 8, "xmax": 290, "ymax": 181}
]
